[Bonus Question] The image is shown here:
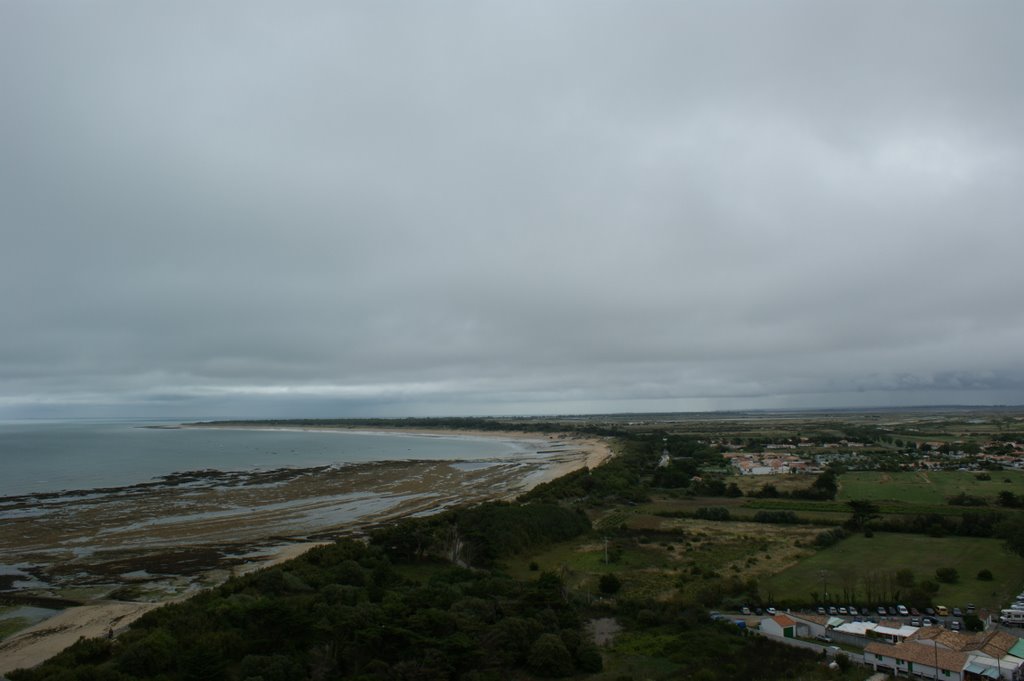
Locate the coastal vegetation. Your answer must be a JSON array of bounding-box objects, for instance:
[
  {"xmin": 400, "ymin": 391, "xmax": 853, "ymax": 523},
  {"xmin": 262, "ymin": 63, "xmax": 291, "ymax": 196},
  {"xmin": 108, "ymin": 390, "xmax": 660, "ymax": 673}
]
[{"xmin": 8, "ymin": 408, "xmax": 1024, "ymax": 680}]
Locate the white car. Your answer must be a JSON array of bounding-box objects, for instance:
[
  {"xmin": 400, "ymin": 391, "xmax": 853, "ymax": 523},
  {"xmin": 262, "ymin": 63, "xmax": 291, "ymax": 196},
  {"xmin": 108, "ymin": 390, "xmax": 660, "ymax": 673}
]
[
  {"xmin": 897, "ymin": 604, "xmax": 909, "ymax": 616},
  {"xmin": 766, "ymin": 607, "xmax": 777, "ymax": 615}
]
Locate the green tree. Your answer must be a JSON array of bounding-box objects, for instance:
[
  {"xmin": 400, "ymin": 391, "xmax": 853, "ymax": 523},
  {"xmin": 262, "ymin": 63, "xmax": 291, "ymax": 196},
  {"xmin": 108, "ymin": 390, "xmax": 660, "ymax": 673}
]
[
  {"xmin": 527, "ymin": 633, "xmax": 574, "ymax": 677},
  {"xmin": 996, "ymin": 515, "xmax": 1024, "ymax": 557},
  {"xmin": 997, "ymin": 491, "xmax": 1022, "ymax": 508},
  {"xmin": 846, "ymin": 500, "xmax": 880, "ymax": 531},
  {"xmin": 895, "ymin": 569, "xmax": 915, "ymax": 588},
  {"xmin": 116, "ymin": 630, "xmax": 177, "ymax": 677},
  {"xmin": 598, "ymin": 573, "xmax": 622, "ymax": 595}
]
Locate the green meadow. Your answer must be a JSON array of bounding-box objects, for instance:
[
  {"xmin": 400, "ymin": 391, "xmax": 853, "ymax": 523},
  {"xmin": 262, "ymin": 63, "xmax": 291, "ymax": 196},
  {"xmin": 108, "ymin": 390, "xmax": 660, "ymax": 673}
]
[
  {"xmin": 838, "ymin": 470, "xmax": 1024, "ymax": 504},
  {"xmin": 760, "ymin": 532, "xmax": 1024, "ymax": 611}
]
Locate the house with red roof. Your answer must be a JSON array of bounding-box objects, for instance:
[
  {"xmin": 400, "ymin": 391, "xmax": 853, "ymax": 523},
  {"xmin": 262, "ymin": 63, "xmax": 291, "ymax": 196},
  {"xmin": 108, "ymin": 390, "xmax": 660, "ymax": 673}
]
[{"xmin": 760, "ymin": 614, "xmax": 798, "ymax": 639}]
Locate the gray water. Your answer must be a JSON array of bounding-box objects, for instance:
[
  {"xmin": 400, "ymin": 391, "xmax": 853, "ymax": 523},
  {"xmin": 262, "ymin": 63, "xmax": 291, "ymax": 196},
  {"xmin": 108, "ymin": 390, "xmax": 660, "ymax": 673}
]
[{"xmin": 0, "ymin": 419, "xmax": 533, "ymax": 497}]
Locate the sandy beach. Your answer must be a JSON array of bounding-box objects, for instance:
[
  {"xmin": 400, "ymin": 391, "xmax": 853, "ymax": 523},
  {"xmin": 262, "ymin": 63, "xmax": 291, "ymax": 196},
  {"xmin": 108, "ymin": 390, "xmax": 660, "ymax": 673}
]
[{"xmin": 0, "ymin": 429, "xmax": 611, "ymax": 674}]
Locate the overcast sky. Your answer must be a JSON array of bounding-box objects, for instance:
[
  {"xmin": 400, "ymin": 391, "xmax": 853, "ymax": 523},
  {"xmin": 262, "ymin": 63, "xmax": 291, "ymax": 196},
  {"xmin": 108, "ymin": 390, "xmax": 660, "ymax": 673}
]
[{"xmin": 2, "ymin": 2, "xmax": 1023, "ymax": 419}]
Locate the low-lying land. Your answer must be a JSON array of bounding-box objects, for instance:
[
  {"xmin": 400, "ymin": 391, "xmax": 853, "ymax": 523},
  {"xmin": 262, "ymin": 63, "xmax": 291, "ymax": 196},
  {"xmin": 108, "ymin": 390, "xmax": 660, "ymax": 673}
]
[
  {"xmin": 838, "ymin": 469, "xmax": 1024, "ymax": 504},
  {"xmin": 4, "ymin": 407, "xmax": 1024, "ymax": 680},
  {"xmin": 0, "ymin": 433, "xmax": 610, "ymax": 674},
  {"xmin": 761, "ymin": 532, "xmax": 1023, "ymax": 610}
]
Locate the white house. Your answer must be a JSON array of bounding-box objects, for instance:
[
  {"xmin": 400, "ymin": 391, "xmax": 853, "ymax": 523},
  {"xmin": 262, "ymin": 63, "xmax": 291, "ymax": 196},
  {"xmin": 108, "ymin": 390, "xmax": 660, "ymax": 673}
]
[
  {"xmin": 759, "ymin": 614, "xmax": 798, "ymax": 639},
  {"xmin": 865, "ymin": 639, "xmax": 967, "ymax": 680},
  {"xmin": 787, "ymin": 612, "xmax": 829, "ymax": 639}
]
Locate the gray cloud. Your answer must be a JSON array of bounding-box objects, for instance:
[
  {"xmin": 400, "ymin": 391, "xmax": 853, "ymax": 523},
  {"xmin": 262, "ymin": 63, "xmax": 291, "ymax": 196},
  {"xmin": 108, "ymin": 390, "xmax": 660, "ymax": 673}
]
[{"xmin": 2, "ymin": 1, "xmax": 1023, "ymax": 418}]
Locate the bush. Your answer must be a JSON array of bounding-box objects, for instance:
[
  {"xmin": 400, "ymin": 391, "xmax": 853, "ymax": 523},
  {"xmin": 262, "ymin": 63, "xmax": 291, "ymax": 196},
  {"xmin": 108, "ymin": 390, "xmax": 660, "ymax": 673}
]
[
  {"xmin": 948, "ymin": 493, "xmax": 987, "ymax": 507},
  {"xmin": 695, "ymin": 507, "xmax": 731, "ymax": 521},
  {"xmin": 575, "ymin": 644, "xmax": 604, "ymax": 673},
  {"xmin": 528, "ymin": 633, "xmax": 575, "ymax": 677},
  {"xmin": 599, "ymin": 573, "xmax": 622, "ymax": 595},
  {"xmin": 977, "ymin": 568, "xmax": 993, "ymax": 581},
  {"xmin": 752, "ymin": 510, "xmax": 799, "ymax": 524},
  {"xmin": 813, "ymin": 528, "xmax": 848, "ymax": 548},
  {"xmin": 935, "ymin": 567, "xmax": 959, "ymax": 584}
]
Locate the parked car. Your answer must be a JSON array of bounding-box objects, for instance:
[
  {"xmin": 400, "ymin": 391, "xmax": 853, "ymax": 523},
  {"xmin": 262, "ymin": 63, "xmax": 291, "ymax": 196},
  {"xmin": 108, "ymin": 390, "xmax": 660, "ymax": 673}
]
[
  {"xmin": 966, "ymin": 603, "xmax": 976, "ymax": 613},
  {"xmin": 818, "ymin": 606, "xmax": 827, "ymax": 615},
  {"xmin": 754, "ymin": 607, "xmax": 763, "ymax": 616},
  {"xmin": 849, "ymin": 605, "xmax": 858, "ymax": 616},
  {"xmin": 829, "ymin": 606, "xmax": 838, "ymax": 615},
  {"xmin": 911, "ymin": 617, "xmax": 920, "ymax": 627},
  {"xmin": 741, "ymin": 606, "xmax": 752, "ymax": 615},
  {"xmin": 877, "ymin": 606, "xmax": 887, "ymax": 615},
  {"xmin": 925, "ymin": 607, "xmax": 935, "ymax": 616},
  {"xmin": 815, "ymin": 634, "xmax": 833, "ymax": 643},
  {"xmin": 952, "ymin": 607, "xmax": 962, "ymax": 617},
  {"xmin": 888, "ymin": 606, "xmax": 897, "ymax": 616},
  {"xmin": 910, "ymin": 607, "xmax": 920, "ymax": 616},
  {"xmin": 766, "ymin": 607, "xmax": 777, "ymax": 616},
  {"xmin": 838, "ymin": 607, "xmax": 848, "ymax": 615},
  {"xmin": 935, "ymin": 605, "xmax": 949, "ymax": 616},
  {"xmin": 922, "ymin": 618, "xmax": 933, "ymax": 627},
  {"xmin": 860, "ymin": 607, "xmax": 869, "ymax": 616},
  {"xmin": 951, "ymin": 620, "xmax": 962, "ymax": 631},
  {"xmin": 897, "ymin": 604, "xmax": 909, "ymax": 616}
]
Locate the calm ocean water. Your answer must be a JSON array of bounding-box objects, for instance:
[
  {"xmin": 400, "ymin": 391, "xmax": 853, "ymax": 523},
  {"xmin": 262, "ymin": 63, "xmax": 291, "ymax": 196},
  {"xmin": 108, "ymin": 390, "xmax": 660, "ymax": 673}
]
[{"xmin": 0, "ymin": 419, "xmax": 533, "ymax": 497}]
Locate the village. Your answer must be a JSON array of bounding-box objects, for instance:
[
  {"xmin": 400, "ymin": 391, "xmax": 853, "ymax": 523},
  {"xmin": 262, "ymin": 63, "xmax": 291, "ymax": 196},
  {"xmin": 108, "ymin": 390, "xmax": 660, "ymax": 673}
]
[
  {"xmin": 718, "ymin": 436, "xmax": 1024, "ymax": 477},
  {"xmin": 754, "ymin": 605, "xmax": 1024, "ymax": 681}
]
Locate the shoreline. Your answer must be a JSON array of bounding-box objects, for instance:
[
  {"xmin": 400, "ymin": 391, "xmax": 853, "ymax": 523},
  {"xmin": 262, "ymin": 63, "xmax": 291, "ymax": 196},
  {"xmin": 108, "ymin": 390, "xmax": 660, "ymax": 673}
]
[
  {"xmin": 183, "ymin": 423, "xmax": 614, "ymax": 481},
  {"xmin": 0, "ymin": 429, "xmax": 612, "ymax": 674}
]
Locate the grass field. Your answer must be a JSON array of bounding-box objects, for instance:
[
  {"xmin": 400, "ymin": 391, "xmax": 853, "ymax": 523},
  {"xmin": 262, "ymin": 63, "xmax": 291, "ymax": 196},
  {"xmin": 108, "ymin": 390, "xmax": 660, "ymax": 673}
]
[
  {"xmin": 759, "ymin": 533, "xmax": 1024, "ymax": 611},
  {"xmin": 838, "ymin": 470, "xmax": 1024, "ymax": 504},
  {"xmin": 726, "ymin": 474, "xmax": 823, "ymax": 495},
  {"xmin": 504, "ymin": 504, "xmax": 824, "ymax": 604}
]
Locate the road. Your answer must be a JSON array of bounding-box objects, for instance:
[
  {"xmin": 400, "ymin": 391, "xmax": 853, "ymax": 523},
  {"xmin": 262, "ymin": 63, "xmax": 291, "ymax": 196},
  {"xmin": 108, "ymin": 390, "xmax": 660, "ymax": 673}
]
[{"xmin": 755, "ymin": 630, "xmax": 866, "ymax": 666}]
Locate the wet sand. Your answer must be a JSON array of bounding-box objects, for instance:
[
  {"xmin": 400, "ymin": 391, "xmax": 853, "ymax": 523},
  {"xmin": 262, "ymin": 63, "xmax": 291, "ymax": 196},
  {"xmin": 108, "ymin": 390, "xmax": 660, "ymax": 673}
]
[{"xmin": 0, "ymin": 430, "xmax": 611, "ymax": 674}]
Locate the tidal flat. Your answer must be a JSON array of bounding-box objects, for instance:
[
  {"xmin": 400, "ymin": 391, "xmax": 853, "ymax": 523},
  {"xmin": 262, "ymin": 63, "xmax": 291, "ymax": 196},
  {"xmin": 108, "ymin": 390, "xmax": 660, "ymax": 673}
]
[
  {"xmin": 0, "ymin": 451, "xmax": 590, "ymax": 604},
  {"xmin": 0, "ymin": 425, "xmax": 610, "ymax": 673}
]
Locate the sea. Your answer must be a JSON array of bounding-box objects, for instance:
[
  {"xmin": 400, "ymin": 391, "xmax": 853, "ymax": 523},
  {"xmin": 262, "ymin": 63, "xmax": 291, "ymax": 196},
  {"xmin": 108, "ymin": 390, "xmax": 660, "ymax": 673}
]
[{"xmin": 0, "ymin": 418, "xmax": 534, "ymax": 498}]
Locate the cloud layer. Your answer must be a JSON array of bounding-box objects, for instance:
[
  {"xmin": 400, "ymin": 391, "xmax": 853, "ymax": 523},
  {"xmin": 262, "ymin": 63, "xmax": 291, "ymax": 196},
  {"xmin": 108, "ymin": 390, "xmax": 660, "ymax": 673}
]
[{"xmin": 2, "ymin": 2, "xmax": 1023, "ymax": 417}]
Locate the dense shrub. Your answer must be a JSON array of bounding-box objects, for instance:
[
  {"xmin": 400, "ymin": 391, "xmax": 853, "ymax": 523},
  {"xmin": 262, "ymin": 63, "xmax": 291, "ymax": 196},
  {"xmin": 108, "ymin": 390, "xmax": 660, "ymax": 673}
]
[
  {"xmin": 695, "ymin": 507, "xmax": 732, "ymax": 521},
  {"xmin": 752, "ymin": 510, "xmax": 799, "ymax": 524},
  {"xmin": 598, "ymin": 573, "xmax": 622, "ymax": 595},
  {"xmin": 528, "ymin": 633, "xmax": 575, "ymax": 678},
  {"xmin": 813, "ymin": 528, "xmax": 848, "ymax": 548}
]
